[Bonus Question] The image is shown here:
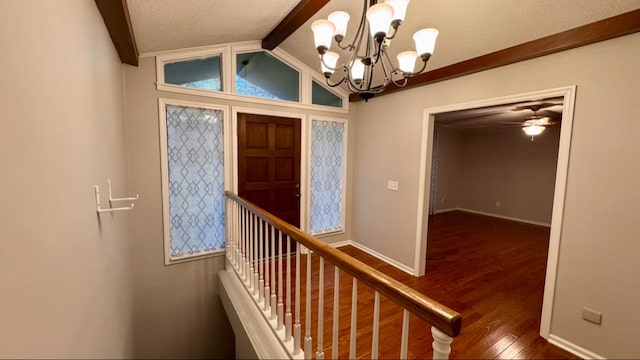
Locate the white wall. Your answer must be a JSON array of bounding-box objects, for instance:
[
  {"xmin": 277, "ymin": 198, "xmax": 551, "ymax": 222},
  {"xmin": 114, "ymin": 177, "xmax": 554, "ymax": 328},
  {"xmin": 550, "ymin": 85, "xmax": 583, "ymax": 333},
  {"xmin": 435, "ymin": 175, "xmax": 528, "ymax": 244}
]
[
  {"xmin": 352, "ymin": 33, "xmax": 640, "ymax": 357},
  {"xmin": 123, "ymin": 56, "xmax": 355, "ymax": 357},
  {"xmin": 434, "ymin": 125, "xmax": 560, "ymax": 224},
  {"xmin": 459, "ymin": 126, "xmax": 560, "ymax": 224},
  {"xmin": 0, "ymin": 1, "xmax": 132, "ymax": 357},
  {"xmin": 433, "ymin": 126, "xmax": 463, "ymax": 212}
]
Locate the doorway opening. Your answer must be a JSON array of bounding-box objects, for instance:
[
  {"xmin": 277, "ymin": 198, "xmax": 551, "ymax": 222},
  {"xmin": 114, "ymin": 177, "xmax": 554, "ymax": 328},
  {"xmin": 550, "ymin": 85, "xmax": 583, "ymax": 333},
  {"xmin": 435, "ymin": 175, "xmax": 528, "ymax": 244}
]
[{"xmin": 415, "ymin": 86, "xmax": 577, "ymax": 339}]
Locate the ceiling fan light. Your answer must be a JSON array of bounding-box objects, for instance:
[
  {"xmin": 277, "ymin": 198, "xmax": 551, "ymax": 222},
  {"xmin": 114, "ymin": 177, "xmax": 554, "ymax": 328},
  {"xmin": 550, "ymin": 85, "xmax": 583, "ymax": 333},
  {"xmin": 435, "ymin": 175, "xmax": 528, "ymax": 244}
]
[
  {"xmin": 351, "ymin": 59, "xmax": 365, "ymax": 81},
  {"xmin": 366, "ymin": 3, "xmax": 394, "ymax": 40},
  {"xmin": 328, "ymin": 11, "xmax": 350, "ymax": 41},
  {"xmin": 321, "ymin": 51, "xmax": 340, "ymax": 76},
  {"xmin": 385, "ymin": 0, "xmax": 410, "ymax": 23},
  {"xmin": 523, "ymin": 125, "xmax": 545, "ymax": 136},
  {"xmin": 397, "ymin": 51, "xmax": 417, "ymax": 73},
  {"xmin": 311, "ymin": 19, "xmax": 336, "ymax": 53},
  {"xmin": 413, "ymin": 28, "xmax": 439, "ymax": 59}
]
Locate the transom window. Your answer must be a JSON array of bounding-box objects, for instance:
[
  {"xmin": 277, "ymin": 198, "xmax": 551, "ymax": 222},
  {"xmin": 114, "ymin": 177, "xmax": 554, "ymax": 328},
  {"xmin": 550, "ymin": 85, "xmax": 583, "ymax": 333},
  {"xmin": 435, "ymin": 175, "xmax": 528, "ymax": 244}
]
[
  {"xmin": 236, "ymin": 51, "xmax": 300, "ymax": 102},
  {"xmin": 312, "ymin": 80, "xmax": 343, "ymax": 108},
  {"xmin": 155, "ymin": 43, "xmax": 348, "ymax": 112},
  {"xmin": 164, "ymin": 55, "xmax": 222, "ymax": 91}
]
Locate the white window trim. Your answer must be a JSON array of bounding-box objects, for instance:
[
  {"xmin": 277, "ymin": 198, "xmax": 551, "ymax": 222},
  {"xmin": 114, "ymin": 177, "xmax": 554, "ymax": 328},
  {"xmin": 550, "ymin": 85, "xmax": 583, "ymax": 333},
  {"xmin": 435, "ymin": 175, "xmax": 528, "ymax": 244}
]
[
  {"xmin": 307, "ymin": 116, "xmax": 348, "ymax": 236},
  {"xmin": 158, "ymin": 98, "xmax": 233, "ymax": 265},
  {"xmin": 153, "ymin": 41, "xmax": 349, "ymax": 114}
]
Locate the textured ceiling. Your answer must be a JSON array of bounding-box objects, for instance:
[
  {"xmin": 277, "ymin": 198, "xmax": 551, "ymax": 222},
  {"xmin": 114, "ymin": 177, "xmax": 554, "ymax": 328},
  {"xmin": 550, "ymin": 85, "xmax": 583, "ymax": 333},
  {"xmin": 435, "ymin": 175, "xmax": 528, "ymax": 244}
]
[
  {"xmin": 280, "ymin": 0, "xmax": 640, "ymax": 76},
  {"xmin": 127, "ymin": 0, "xmax": 301, "ymax": 53},
  {"xmin": 127, "ymin": 0, "xmax": 640, "ymax": 73}
]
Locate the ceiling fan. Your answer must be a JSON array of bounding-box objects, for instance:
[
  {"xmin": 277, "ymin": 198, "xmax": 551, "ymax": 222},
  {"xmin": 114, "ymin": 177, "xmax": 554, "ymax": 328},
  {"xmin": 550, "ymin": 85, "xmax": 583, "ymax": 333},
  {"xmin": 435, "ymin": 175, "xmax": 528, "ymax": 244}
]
[{"xmin": 509, "ymin": 103, "xmax": 562, "ymax": 140}]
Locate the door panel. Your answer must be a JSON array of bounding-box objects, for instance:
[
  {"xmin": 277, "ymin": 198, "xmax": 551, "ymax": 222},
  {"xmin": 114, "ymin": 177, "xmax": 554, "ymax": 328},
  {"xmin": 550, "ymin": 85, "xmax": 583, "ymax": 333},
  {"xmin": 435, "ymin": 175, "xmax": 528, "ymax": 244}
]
[{"xmin": 237, "ymin": 113, "xmax": 301, "ymax": 228}]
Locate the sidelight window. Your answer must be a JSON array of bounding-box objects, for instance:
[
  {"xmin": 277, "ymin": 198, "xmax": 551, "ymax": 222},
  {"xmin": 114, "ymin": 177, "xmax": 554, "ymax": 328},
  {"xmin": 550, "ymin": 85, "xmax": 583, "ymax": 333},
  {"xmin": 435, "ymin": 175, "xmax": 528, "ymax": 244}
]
[
  {"xmin": 310, "ymin": 119, "xmax": 347, "ymax": 235},
  {"xmin": 160, "ymin": 101, "xmax": 228, "ymax": 263}
]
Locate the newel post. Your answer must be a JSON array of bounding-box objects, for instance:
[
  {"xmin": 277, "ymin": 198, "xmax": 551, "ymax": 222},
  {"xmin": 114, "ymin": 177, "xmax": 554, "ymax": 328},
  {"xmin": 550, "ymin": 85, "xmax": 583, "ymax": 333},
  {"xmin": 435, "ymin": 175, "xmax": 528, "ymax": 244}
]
[{"xmin": 431, "ymin": 326, "xmax": 453, "ymax": 359}]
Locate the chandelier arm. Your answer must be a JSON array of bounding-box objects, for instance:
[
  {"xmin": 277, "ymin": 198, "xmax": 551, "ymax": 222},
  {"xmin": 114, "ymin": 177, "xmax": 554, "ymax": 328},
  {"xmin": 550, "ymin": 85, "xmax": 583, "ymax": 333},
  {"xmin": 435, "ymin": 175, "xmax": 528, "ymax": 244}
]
[
  {"xmin": 379, "ymin": 51, "xmax": 394, "ymax": 84},
  {"xmin": 319, "ymin": 54, "xmax": 341, "ymax": 72},
  {"xmin": 390, "ymin": 76, "xmax": 409, "ymax": 88},
  {"xmin": 400, "ymin": 58, "xmax": 430, "ymax": 77},
  {"xmin": 384, "ymin": 22, "xmax": 401, "ymax": 41},
  {"xmin": 324, "ymin": 74, "xmax": 348, "ymax": 88},
  {"xmin": 382, "ymin": 48, "xmax": 398, "ymax": 75},
  {"xmin": 350, "ymin": 0, "xmax": 369, "ymax": 58},
  {"xmin": 319, "ymin": 50, "xmax": 358, "ymax": 73},
  {"xmin": 365, "ymin": 61, "xmax": 375, "ymax": 93},
  {"xmin": 335, "ymin": 41, "xmax": 355, "ymax": 51}
]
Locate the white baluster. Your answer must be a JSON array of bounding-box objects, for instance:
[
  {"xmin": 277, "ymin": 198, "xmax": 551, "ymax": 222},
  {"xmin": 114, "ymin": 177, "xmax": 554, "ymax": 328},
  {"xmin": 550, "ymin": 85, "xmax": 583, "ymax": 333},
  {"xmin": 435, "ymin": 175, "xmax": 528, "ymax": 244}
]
[
  {"xmin": 249, "ymin": 213, "xmax": 255, "ymax": 291},
  {"xmin": 349, "ymin": 278, "xmax": 358, "ymax": 359},
  {"xmin": 225, "ymin": 199, "xmax": 230, "ymax": 266},
  {"xmin": 238, "ymin": 205, "xmax": 243, "ymax": 274},
  {"xmin": 431, "ymin": 326, "xmax": 453, "ymax": 360},
  {"xmin": 400, "ymin": 309, "xmax": 410, "ymax": 359},
  {"xmin": 332, "ymin": 267, "xmax": 340, "ymax": 360},
  {"xmin": 277, "ymin": 231, "xmax": 284, "ymax": 330},
  {"xmin": 285, "ymin": 235, "xmax": 292, "ymax": 341},
  {"xmin": 245, "ymin": 208, "xmax": 251, "ymax": 285},
  {"xmin": 270, "ymin": 225, "xmax": 277, "ymax": 320},
  {"xmin": 242, "ymin": 207, "xmax": 247, "ymax": 280},
  {"xmin": 264, "ymin": 223, "xmax": 270, "ymax": 312},
  {"xmin": 304, "ymin": 250, "xmax": 312, "ymax": 359},
  {"xmin": 253, "ymin": 214, "xmax": 259, "ymax": 296},
  {"xmin": 371, "ymin": 291, "xmax": 380, "ymax": 360},
  {"xmin": 316, "ymin": 257, "xmax": 325, "ymax": 359},
  {"xmin": 234, "ymin": 202, "xmax": 239, "ymax": 267},
  {"xmin": 227, "ymin": 202, "xmax": 236, "ymax": 266},
  {"xmin": 258, "ymin": 218, "xmax": 264, "ymax": 302},
  {"xmin": 293, "ymin": 241, "xmax": 301, "ymax": 355}
]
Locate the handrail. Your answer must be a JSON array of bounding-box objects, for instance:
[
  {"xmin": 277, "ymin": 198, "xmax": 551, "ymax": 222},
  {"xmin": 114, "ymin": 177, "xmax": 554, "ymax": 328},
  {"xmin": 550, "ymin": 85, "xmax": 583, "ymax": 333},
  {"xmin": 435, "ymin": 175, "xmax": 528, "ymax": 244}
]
[{"xmin": 225, "ymin": 191, "xmax": 462, "ymax": 338}]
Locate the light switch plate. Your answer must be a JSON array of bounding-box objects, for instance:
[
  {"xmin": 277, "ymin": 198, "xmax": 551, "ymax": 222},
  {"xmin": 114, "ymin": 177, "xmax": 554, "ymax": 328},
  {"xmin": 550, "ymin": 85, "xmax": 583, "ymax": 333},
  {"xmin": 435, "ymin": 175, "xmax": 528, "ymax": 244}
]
[
  {"xmin": 387, "ymin": 180, "xmax": 399, "ymax": 191},
  {"xmin": 582, "ymin": 307, "xmax": 602, "ymax": 325}
]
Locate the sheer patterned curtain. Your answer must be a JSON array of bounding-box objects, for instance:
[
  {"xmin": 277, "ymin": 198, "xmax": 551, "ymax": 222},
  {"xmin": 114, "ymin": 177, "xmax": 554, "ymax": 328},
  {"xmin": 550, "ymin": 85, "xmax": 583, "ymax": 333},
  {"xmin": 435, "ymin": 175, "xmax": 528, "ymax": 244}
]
[
  {"xmin": 310, "ymin": 119, "xmax": 346, "ymax": 234},
  {"xmin": 165, "ymin": 105, "xmax": 225, "ymax": 258}
]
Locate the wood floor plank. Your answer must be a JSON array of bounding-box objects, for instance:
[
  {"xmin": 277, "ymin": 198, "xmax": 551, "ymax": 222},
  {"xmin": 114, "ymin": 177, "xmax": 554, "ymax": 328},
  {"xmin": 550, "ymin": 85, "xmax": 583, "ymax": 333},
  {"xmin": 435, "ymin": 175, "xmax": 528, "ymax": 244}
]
[{"xmin": 282, "ymin": 210, "xmax": 578, "ymax": 358}]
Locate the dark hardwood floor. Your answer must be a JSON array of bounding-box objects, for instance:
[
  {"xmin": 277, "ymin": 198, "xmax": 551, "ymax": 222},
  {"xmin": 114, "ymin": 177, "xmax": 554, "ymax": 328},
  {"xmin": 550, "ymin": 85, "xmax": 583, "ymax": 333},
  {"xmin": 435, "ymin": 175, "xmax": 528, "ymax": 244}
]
[{"xmin": 284, "ymin": 210, "xmax": 579, "ymax": 359}]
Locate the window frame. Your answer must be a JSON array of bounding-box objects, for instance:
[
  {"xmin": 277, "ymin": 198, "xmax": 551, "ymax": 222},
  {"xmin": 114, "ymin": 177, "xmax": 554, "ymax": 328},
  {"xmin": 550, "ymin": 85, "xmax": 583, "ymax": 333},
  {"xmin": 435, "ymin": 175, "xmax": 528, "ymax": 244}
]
[
  {"xmin": 154, "ymin": 41, "xmax": 349, "ymax": 114},
  {"xmin": 158, "ymin": 98, "xmax": 232, "ymax": 265},
  {"xmin": 307, "ymin": 116, "xmax": 348, "ymax": 237}
]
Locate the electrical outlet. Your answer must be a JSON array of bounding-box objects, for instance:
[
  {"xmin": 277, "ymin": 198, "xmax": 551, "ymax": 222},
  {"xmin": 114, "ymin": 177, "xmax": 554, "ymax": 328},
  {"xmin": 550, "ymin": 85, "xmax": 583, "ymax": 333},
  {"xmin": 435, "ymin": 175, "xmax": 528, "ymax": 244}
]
[
  {"xmin": 495, "ymin": 201, "xmax": 501, "ymax": 208},
  {"xmin": 440, "ymin": 197, "xmax": 445, "ymax": 204},
  {"xmin": 387, "ymin": 180, "xmax": 399, "ymax": 191},
  {"xmin": 582, "ymin": 307, "xmax": 602, "ymax": 325}
]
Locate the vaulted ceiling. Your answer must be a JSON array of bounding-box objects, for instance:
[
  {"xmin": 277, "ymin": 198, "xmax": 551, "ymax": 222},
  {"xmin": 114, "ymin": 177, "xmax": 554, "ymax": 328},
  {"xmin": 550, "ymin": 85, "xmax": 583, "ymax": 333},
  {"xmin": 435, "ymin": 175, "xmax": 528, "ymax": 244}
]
[{"xmin": 99, "ymin": 0, "xmax": 640, "ymax": 103}]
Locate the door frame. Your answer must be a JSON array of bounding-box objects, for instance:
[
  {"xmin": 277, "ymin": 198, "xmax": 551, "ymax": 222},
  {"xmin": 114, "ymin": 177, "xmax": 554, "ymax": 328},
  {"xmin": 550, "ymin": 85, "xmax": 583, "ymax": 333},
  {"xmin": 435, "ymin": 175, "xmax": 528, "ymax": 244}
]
[
  {"xmin": 415, "ymin": 85, "xmax": 577, "ymax": 339},
  {"xmin": 232, "ymin": 107, "xmax": 308, "ymax": 232}
]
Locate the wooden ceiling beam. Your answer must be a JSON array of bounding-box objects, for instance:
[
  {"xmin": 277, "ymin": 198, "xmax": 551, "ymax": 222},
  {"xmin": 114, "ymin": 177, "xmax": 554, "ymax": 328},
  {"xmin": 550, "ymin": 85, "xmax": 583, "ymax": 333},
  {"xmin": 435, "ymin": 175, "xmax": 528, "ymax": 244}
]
[
  {"xmin": 350, "ymin": 9, "xmax": 640, "ymax": 102},
  {"xmin": 262, "ymin": 0, "xmax": 330, "ymax": 50},
  {"xmin": 95, "ymin": 0, "xmax": 139, "ymax": 66}
]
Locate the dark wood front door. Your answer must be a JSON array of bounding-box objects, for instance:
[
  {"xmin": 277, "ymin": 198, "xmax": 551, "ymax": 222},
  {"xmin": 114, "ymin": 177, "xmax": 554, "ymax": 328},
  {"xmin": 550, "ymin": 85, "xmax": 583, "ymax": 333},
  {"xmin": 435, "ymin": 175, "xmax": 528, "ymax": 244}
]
[{"xmin": 237, "ymin": 113, "xmax": 301, "ymax": 228}]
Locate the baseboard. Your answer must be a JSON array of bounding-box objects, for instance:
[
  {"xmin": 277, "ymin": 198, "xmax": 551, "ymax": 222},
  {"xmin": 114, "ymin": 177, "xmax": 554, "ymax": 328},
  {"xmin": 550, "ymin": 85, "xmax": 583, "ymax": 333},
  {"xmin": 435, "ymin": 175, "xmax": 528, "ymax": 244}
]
[
  {"xmin": 548, "ymin": 334, "xmax": 605, "ymax": 359},
  {"xmin": 433, "ymin": 207, "xmax": 458, "ymax": 214},
  {"xmin": 329, "ymin": 240, "xmax": 415, "ymax": 276},
  {"xmin": 453, "ymin": 207, "xmax": 551, "ymax": 227}
]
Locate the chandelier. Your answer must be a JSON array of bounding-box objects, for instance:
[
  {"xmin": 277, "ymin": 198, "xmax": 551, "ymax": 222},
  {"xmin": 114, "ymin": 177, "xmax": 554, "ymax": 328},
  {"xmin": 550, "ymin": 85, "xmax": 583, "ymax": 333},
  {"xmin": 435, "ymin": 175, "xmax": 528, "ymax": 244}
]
[{"xmin": 311, "ymin": 0, "xmax": 439, "ymax": 102}]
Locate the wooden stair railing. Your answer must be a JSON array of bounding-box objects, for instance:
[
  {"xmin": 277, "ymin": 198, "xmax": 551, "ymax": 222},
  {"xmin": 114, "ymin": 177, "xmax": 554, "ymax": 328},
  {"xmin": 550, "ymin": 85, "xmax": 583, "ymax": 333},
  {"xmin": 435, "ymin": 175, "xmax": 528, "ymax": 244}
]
[{"xmin": 225, "ymin": 191, "xmax": 462, "ymax": 359}]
